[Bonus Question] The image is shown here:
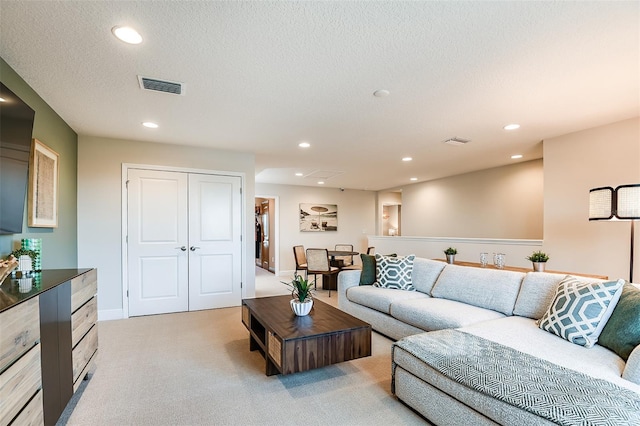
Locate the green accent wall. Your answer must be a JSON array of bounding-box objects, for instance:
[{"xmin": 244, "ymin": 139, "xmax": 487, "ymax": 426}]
[{"xmin": 1, "ymin": 57, "xmax": 78, "ymax": 268}]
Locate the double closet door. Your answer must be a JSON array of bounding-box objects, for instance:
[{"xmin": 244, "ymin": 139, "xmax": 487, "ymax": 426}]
[{"xmin": 127, "ymin": 169, "xmax": 242, "ymax": 317}]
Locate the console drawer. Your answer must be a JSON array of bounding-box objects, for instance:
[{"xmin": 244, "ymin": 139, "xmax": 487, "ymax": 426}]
[
  {"xmin": 71, "ymin": 269, "xmax": 97, "ymax": 313},
  {"xmin": 72, "ymin": 325, "xmax": 98, "ymax": 384},
  {"xmin": 0, "ymin": 344, "xmax": 41, "ymax": 425},
  {"xmin": 9, "ymin": 389, "xmax": 43, "ymax": 426},
  {"xmin": 0, "ymin": 298, "xmax": 40, "ymax": 372},
  {"xmin": 71, "ymin": 297, "xmax": 97, "ymax": 348}
]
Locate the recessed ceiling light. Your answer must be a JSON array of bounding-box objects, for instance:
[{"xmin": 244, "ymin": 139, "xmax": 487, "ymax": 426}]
[
  {"xmin": 112, "ymin": 26, "xmax": 143, "ymax": 44},
  {"xmin": 142, "ymin": 122, "xmax": 158, "ymax": 129},
  {"xmin": 373, "ymin": 89, "xmax": 390, "ymax": 97},
  {"xmin": 410, "ymin": 177, "xmax": 418, "ymax": 181},
  {"xmin": 298, "ymin": 142, "xmax": 311, "ymax": 148},
  {"xmin": 504, "ymin": 124, "xmax": 520, "ymax": 130},
  {"xmin": 317, "ymin": 181, "xmax": 325, "ymax": 185},
  {"xmin": 511, "ymin": 154, "xmax": 523, "ymax": 159},
  {"xmin": 402, "ymin": 157, "xmax": 413, "ymax": 162},
  {"xmin": 295, "ymin": 172, "xmax": 303, "ymax": 177},
  {"xmin": 0, "ymin": 97, "xmax": 6, "ymax": 102}
]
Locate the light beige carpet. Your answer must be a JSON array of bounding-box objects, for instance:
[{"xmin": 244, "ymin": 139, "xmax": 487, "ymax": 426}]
[{"xmin": 60, "ymin": 270, "xmax": 425, "ymax": 425}]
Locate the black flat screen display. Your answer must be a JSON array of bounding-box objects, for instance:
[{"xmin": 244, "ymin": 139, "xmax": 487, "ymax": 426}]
[{"xmin": 0, "ymin": 83, "xmax": 35, "ymax": 234}]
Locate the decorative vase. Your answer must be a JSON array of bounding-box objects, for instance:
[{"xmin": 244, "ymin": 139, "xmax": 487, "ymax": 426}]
[
  {"xmin": 290, "ymin": 299, "xmax": 313, "ymax": 316},
  {"xmin": 446, "ymin": 254, "xmax": 455, "ymax": 264},
  {"xmin": 532, "ymin": 261, "xmax": 546, "ymax": 272},
  {"xmin": 18, "ymin": 255, "xmax": 32, "ymax": 273}
]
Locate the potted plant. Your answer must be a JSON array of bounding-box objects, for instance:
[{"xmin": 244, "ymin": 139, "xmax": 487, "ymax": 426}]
[
  {"xmin": 9, "ymin": 249, "xmax": 38, "ymax": 273},
  {"xmin": 282, "ymin": 274, "xmax": 314, "ymax": 316},
  {"xmin": 444, "ymin": 247, "xmax": 457, "ymax": 264},
  {"xmin": 526, "ymin": 250, "xmax": 549, "ymax": 272}
]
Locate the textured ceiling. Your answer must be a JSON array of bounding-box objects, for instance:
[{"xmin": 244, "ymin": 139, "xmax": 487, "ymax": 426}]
[{"xmin": 1, "ymin": 1, "xmax": 638, "ymax": 191}]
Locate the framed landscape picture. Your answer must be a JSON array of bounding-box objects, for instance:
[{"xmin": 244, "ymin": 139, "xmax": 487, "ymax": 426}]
[
  {"xmin": 28, "ymin": 138, "xmax": 59, "ymax": 228},
  {"xmin": 300, "ymin": 203, "xmax": 338, "ymax": 232}
]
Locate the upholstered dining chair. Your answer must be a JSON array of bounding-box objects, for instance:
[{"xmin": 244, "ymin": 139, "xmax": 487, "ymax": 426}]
[
  {"xmin": 334, "ymin": 244, "xmax": 354, "ymax": 267},
  {"xmin": 306, "ymin": 248, "xmax": 339, "ymax": 296},
  {"xmin": 335, "ymin": 244, "xmax": 360, "ymax": 270},
  {"xmin": 293, "ymin": 245, "xmax": 307, "ymax": 278}
]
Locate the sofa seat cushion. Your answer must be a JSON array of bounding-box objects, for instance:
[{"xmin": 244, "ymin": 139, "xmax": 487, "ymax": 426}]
[
  {"xmin": 389, "ymin": 298, "xmax": 505, "ymax": 331},
  {"xmin": 460, "ymin": 316, "xmax": 640, "ymax": 393},
  {"xmin": 431, "ymin": 264, "xmax": 524, "ymax": 315},
  {"xmin": 345, "ymin": 285, "xmax": 428, "ymax": 315}
]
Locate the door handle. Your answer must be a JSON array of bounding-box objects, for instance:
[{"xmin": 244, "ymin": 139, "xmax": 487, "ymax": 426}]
[
  {"xmin": 175, "ymin": 246, "xmax": 187, "ymax": 251},
  {"xmin": 190, "ymin": 246, "xmax": 201, "ymax": 251}
]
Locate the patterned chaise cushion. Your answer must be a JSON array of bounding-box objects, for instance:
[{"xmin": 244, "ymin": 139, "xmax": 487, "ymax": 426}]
[
  {"xmin": 537, "ymin": 276, "xmax": 624, "ymax": 348},
  {"xmin": 374, "ymin": 254, "xmax": 416, "ymax": 291}
]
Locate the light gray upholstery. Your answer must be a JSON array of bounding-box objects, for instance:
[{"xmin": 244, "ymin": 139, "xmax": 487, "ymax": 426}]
[
  {"xmin": 411, "ymin": 258, "xmax": 447, "ymax": 294},
  {"xmin": 337, "ymin": 258, "xmax": 640, "ymax": 425},
  {"xmin": 431, "ymin": 264, "xmax": 524, "ymax": 315},
  {"xmin": 624, "ymin": 345, "xmax": 640, "ymax": 385},
  {"xmin": 346, "ymin": 285, "xmax": 428, "ymax": 314},
  {"xmin": 512, "ymin": 272, "xmax": 567, "ymax": 319},
  {"xmin": 390, "ymin": 297, "xmax": 505, "ymax": 331}
]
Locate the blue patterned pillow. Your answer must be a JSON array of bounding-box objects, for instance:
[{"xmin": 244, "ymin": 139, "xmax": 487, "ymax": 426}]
[
  {"xmin": 374, "ymin": 254, "xmax": 416, "ymax": 291},
  {"xmin": 537, "ymin": 276, "xmax": 624, "ymax": 348}
]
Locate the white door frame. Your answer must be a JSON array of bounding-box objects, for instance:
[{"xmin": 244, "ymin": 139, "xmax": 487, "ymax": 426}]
[
  {"xmin": 121, "ymin": 163, "xmax": 245, "ymax": 319},
  {"xmin": 255, "ymin": 194, "xmax": 280, "ymax": 276}
]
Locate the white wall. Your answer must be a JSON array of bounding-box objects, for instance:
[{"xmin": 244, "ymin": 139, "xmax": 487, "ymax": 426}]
[
  {"xmin": 255, "ymin": 183, "xmax": 376, "ymax": 275},
  {"xmin": 399, "ymin": 159, "xmax": 543, "ymax": 239},
  {"xmin": 78, "ymin": 135, "xmax": 255, "ymax": 320},
  {"xmin": 543, "ymin": 117, "xmax": 640, "ymax": 281}
]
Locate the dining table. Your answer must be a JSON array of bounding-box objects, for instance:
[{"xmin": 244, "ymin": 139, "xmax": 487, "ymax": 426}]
[{"xmin": 323, "ymin": 250, "xmax": 359, "ymax": 291}]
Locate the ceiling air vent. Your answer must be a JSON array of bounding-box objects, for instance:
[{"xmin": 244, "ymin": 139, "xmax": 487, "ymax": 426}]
[
  {"xmin": 138, "ymin": 76, "xmax": 185, "ymax": 95},
  {"xmin": 443, "ymin": 137, "xmax": 471, "ymax": 146}
]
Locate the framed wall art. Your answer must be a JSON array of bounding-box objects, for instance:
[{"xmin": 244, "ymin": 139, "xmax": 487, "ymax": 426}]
[
  {"xmin": 28, "ymin": 138, "xmax": 59, "ymax": 228},
  {"xmin": 300, "ymin": 203, "xmax": 338, "ymax": 232}
]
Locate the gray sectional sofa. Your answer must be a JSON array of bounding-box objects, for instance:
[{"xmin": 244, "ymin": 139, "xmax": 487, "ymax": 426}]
[{"xmin": 337, "ymin": 257, "xmax": 640, "ymax": 425}]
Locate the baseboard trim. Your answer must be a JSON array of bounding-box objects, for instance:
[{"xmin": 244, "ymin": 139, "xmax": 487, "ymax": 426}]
[{"xmin": 98, "ymin": 308, "xmax": 123, "ymax": 321}]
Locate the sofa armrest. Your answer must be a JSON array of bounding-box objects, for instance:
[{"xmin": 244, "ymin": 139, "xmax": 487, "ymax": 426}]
[
  {"xmin": 337, "ymin": 270, "xmax": 361, "ymax": 298},
  {"xmin": 622, "ymin": 344, "xmax": 640, "ymax": 384}
]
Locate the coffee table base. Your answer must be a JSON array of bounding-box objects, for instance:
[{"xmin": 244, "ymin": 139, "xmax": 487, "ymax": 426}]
[{"xmin": 242, "ymin": 296, "xmax": 371, "ymax": 376}]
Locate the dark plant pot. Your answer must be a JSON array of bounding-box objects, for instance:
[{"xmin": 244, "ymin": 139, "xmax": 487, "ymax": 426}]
[
  {"xmin": 532, "ymin": 261, "xmax": 546, "ymax": 272},
  {"xmin": 446, "ymin": 254, "xmax": 455, "ymax": 264}
]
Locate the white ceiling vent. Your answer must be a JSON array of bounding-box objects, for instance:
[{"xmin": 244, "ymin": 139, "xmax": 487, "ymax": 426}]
[
  {"xmin": 138, "ymin": 76, "xmax": 185, "ymax": 95},
  {"xmin": 443, "ymin": 137, "xmax": 471, "ymax": 146},
  {"xmin": 304, "ymin": 170, "xmax": 345, "ymax": 180}
]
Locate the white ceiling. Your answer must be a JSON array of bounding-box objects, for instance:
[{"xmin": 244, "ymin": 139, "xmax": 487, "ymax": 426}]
[{"xmin": 1, "ymin": 1, "xmax": 638, "ymax": 191}]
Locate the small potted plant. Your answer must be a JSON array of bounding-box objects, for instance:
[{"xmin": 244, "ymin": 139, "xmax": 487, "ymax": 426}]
[
  {"xmin": 282, "ymin": 274, "xmax": 314, "ymax": 316},
  {"xmin": 9, "ymin": 249, "xmax": 39, "ymax": 274},
  {"xmin": 526, "ymin": 250, "xmax": 549, "ymax": 272},
  {"xmin": 444, "ymin": 247, "xmax": 457, "ymax": 264}
]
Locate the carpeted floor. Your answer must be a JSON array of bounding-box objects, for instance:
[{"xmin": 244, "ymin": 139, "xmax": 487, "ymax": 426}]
[{"xmin": 58, "ymin": 268, "xmax": 425, "ymax": 425}]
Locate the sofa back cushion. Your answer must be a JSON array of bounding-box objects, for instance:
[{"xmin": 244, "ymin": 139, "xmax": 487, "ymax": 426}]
[
  {"xmin": 513, "ymin": 272, "xmax": 568, "ymax": 319},
  {"xmin": 411, "ymin": 258, "xmax": 447, "ymax": 295},
  {"xmin": 431, "ymin": 264, "xmax": 525, "ymax": 315}
]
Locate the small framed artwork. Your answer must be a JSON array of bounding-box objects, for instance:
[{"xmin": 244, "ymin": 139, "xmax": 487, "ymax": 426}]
[
  {"xmin": 300, "ymin": 203, "xmax": 338, "ymax": 232},
  {"xmin": 28, "ymin": 139, "xmax": 59, "ymax": 228}
]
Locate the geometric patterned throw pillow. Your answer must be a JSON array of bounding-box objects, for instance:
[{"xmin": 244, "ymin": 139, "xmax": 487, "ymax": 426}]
[
  {"xmin": 374, "ymin": 254, "xmax": 416, "ymax": 291},
  {"xmin": 537, "ymin": 276, "xmax": 625, "ymax": 348}
]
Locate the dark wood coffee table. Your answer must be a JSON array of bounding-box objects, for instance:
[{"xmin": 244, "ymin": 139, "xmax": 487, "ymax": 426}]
[{"xmin": 242, "ymin": 295, "xmax": 371, "ymax": 376}]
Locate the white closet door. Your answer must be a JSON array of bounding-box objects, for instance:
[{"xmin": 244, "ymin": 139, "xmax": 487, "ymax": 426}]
[
  {"xmin": 127, "ymin": 169, "xmax": 189, "ymax": 316},
  {"xmin": 188, "ymin": 173, "xmax": 242, "ymax": 311}
]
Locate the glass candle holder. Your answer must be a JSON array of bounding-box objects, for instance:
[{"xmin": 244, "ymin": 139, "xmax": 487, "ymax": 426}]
[
  {"xmin": 495, "ymin": 253, "xmax": 506, "ymax": 269},
  {"xmin": 480, "ymin": 252, "xmax": 488, "ymax": 267}
]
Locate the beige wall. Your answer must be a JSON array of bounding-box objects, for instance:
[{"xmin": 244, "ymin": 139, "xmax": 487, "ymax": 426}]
[
  {"xmin": 78, "ymin": 135, "xmax": 255, "ymax": 319},
  {"xmin": 255, "ymin": 183, "xmax": 376, "ymax": 275},
  {"xmin": 543, "ymin": 117, "xmax": 640, "ymax": 281},
  {"xmin": 400, "ymin": 159, "xmax": 544, "ymax": 239}
]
